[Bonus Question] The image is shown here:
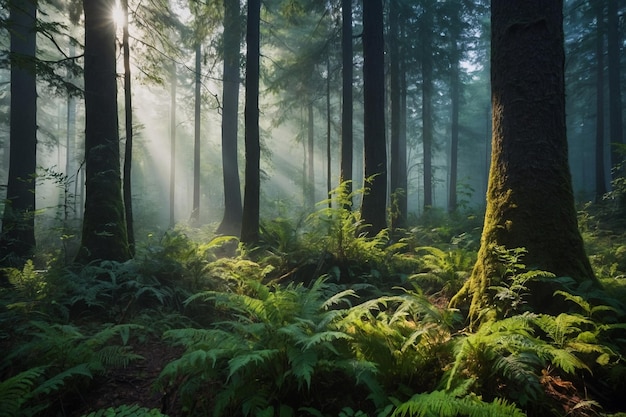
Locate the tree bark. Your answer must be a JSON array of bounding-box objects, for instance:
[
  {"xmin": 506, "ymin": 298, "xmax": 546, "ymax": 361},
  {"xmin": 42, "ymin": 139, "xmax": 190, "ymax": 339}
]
[
  {"xmin": 191, "ymin": 42, "xmax": 202, "ymax": 226},
  {"xmin": 607, "ymin": 0, "xmax": 623, "ymax": 172},
  {"xmin": 240, "ymin": 0, "xmax": 261, "ymax": 245},
  {"xmin": 217, "ymin": 0, "xmax": 242, "ymax": 236},
  {"xmin": 340, "ymin": 0, "xmax": 353, "ymax": 208},
  {"xmin": 169, "ymin": 64, "xmax": 177, "ymax": 228},
  {"xmin": 360, "ymin": 0, "xmax": 387, "ymax": 235},
  {"xmin": 421, "ymin": 7, "xmax": 434, "ymax": 209},
  {"xmin": 448, "ymin": 10, "xmax": 461, "ymax": 213},
  {"xmin": 595, "ymin": 0, "xmax": 607, "ymax": 201},
  {"xmin": 307, "ymin": 100, "xmax": 315, "ymax": 209},
  {"xmin": 121, "ymin": 0, "xmax": 135, "ymax": 256},
  {"xmin": 450, "ymin": 0, "xmax": 597, "ymax": 325},
  {"xmin": 66, "ymin": 36, "xmax": 78, "ymax": 225},
  {"xmin": 77, "ymin": 0, "xmax": 130, "ymax": 263},
  {"xmin": 389, "ymin": 0, "xmax": 407, "ymax": 230},
  {"xmin": 1, "ymin": 0, "xmax": 38, "ymax": 268},
  {"xmin": 326, "ymin": 54, "xmax": 332, "ymax": 209}
]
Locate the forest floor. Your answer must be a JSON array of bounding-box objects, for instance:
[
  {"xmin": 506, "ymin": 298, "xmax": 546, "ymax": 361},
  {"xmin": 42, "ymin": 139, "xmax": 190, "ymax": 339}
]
[{"xmin": 71, "ymin": 337, "xmax": 184, "ymax": 416}]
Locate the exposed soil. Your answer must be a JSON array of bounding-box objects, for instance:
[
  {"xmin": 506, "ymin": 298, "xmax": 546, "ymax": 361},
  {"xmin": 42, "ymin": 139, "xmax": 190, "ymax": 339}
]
[{"xmin": 70, "ymin": 337, "xmax": 184, "ymax": 416}]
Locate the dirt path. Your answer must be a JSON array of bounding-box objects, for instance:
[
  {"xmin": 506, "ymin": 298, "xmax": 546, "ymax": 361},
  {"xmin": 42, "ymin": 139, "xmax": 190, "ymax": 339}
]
[{"xmin": 71, "ymin": 337, "xmax": 184, "ymax": 416}]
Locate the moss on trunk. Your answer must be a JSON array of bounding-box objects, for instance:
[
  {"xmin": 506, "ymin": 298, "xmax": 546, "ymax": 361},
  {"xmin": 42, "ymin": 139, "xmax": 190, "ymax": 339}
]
[{"xmin": 450, "ymin": 0, "xmax": 597, "ymax": 327}]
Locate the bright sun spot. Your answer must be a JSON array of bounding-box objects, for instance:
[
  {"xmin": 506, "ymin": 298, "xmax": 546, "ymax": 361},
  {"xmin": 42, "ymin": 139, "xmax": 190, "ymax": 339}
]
[{"xmin": 112, "ymin": 2, "xmax": 125, "ymax": 28}]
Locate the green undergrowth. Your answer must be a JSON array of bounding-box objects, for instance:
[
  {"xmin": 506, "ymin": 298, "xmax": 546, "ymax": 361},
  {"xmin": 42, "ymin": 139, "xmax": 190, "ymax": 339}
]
[{"xmin": 1, "ymin": 199, "xmax": 625, "ymax": 416}]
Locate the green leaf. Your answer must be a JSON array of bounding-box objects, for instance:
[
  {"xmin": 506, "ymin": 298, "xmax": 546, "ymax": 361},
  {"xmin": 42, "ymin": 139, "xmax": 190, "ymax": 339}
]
[{"xmin": 227, "ymin": 349, "xmax": 279, "ymax": 380}]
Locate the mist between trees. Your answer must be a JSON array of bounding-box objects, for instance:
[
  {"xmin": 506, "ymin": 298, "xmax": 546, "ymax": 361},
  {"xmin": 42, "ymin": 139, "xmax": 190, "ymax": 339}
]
[{"xmin": 0, "ymin": 0, "xmax": 623, "ymax": 264}]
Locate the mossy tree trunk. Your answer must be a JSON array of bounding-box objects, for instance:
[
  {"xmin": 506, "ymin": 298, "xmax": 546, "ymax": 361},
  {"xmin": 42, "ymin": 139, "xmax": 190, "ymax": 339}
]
[
  {"xmin": 450, "ymin": 0, "xmax": 597, "ymax": 325},
  {"xmin": 76, "ymin": 0, "xmax": 130, "ymax": 263}
]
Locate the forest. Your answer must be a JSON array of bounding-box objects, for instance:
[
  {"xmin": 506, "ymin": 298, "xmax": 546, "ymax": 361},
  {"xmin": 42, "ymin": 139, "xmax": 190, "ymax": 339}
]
[{"xmin": 1, "ymin": 0, "xmax": 626, "ymax": 416}]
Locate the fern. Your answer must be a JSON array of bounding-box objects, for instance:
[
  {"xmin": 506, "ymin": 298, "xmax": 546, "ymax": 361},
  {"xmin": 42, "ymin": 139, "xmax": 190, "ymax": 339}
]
[
  {"xmin": 159, "ymin": 277, "xmax": 392, "ymax": 416},
  {"xmin": 532, "ymin": 313, "xmax": 614, "ymax": 372},
  {"xmin": 390, "ymin": 389, "xmax": 526, "ymax": 417},
  {"xmin": 0, "ymin": 363, "xmax": 94, "ymax": 417},
  {"xmin": 81, "ymin": 404, "xmax": 169, "ymax": 417},
  {"xmin": 227, "ymin": 349, "xmax": 280, "ymax": 380},
  {"xmin": 30, "ymin": 363, "xmax": 93, "ymax": 397},
  {"xmin": 337, "ymin": 290, "xmax": 458, "ymax": 397},
  {"xmin": 1, "ymin": 319, "xmax": 145, "ymax": 415},
  {"xmin": 554, "ymin": 288, "xmax": 623, "ymax": 319},
  {"xmin": 0, "ymin": 366, "xmax": 47, "ymax": 417},
  {"xmin": 446, "ymin": 314, "xmax": 544, "ymax": 405}
]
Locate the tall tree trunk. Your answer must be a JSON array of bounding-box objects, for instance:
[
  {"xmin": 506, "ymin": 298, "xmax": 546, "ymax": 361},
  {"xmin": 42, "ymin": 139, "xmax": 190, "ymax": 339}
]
[
  {"xmin": 607, "ymin": 0, "xmax": 623, "ymax": 173},
  {"xmin": 421, "ymin": 8, "xmax": 434, "ymax": 210},
  {"xmin": 66, "ymin": 37, "xmax": 77, "ymax": 224},
  {"xmin": 448, "ymin": 20, "xmax": 461, "ymax": 213},
  {"xmin": 121, "ymin": 0, "xmax": 135, "ymax": 256},
  {"xmin": 340, "ymin": 0, "xmax": 353, "ymax": 207},
  {"xmin": 389, "ymin": 0, "xmax": 406, "ymax": 230},
  {"xmin": 1, "ymin": 0, "xmax": 38, "ymax": 269},
  {"xmin": 399, "ymin": 22, "xmax": 407, "ymax": 220},
  {"xmin": 169, "ymin": 64, "xmax": 177, "ymax": 228},
  {"xmin": 326, "ymin": 51, "xmax": 333, "ymax": 208},
  {"xmin": 307, "ymin": 100, "xmax": 315, "ymax": 208},
  {"xmin": 360, "ymin": 0, "xmax": 387, "ymax": 235},
  {"xmin": 326, "ymin": 54, "xmax": 332, "ymax": 209},
  {"xmin": 450, "ymin": 0, "xmax": 597, "ymax": 326},
  {"xmin": 595, "ymin": 0, "xmax": 607, "ymax": 201},
  {"xmin": 240, "ymin": 0, "xmax": 261, "ymax": 245},
  {"xmin": 191, "ymin": 42, "xmax": 202, "ymax": 226},
  {"xmin": 77, "ymin": 0, "xmax": 130, "ymax": 263},
  {"xmin": 217, "ymin": 0, "xmax": 242, "ymax": 236}
]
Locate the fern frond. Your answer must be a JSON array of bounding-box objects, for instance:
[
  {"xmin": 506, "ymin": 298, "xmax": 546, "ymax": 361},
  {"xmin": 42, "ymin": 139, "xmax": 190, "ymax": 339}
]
[
  {"xmin": 547, "ymin": 347, "xmax": 590, "ymax": 374},
  {"xmin": 92, "ymin": 345, "xmax": 144, "ymax": 370},
  {"xmin": 299, "ymin": 330, "xmax": 353, "ymax": 350},
  {"xmin": 88, "ymin": 323, "xmax": 144, "ymax": 347},
  {"xmin": 0, "ymin": 366, "xmax": 46, "ymax": 417},
  {"xmin": 227, "ymin": 349, "xmax": 280, "ymax": 380},
  {"xmin": 287, "ymin": 347, "xmax": 317, "ymax": 389},
  {"xmin": 391, "ymin": 390, "xmax": 526, "ymax": 417},
  {"xmin": 533, "ymin": 313, "xmax": 593, "ymax": 347},
  {"xmin": 491, "ymin": 353, "xmax": 543, "ymax": 404},
  {"xmin": 81, "ymin": 403, "xmax": 169, "ymax": 416},
  {"xmin": 163, "ymin": 327, "xmax": 238, "ymax": 349},
  {"xmin": 31, "ymin": 363, "xmax": 92, "ymax": 397},
  {"xmin": 322, "ymin": 288, "xmax": 358, "ymax": 310}
]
